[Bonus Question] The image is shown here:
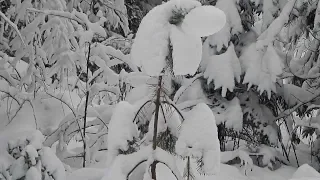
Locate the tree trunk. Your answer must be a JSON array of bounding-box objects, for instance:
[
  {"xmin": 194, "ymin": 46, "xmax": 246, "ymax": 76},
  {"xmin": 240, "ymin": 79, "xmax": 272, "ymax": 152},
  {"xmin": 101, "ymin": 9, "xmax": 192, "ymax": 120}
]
[{"xmin": 151, "ymin": 76, "xmax": 163, "ymax": 179}]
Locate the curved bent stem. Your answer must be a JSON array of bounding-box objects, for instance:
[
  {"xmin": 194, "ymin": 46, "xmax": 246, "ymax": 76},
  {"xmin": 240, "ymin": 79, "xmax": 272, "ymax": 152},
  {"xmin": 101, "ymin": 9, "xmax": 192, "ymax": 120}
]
[
  {"xmin": 132, "ymin": 100, "xmax": 153, "ymax": 123},
  {"xmin": 161, "ymin": 100, "xmax": 185, "ymax": 122}
]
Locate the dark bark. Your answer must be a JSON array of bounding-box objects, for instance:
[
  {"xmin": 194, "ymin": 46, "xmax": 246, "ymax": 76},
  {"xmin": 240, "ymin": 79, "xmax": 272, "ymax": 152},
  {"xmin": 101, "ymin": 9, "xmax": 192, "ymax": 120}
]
[
  {"xmin": 151, "ymin": 76, "xmax": 163, "ymax": 180},
  {"xmin": 83, "ymin": 43, "xmax": 91, "ymax": 167}
]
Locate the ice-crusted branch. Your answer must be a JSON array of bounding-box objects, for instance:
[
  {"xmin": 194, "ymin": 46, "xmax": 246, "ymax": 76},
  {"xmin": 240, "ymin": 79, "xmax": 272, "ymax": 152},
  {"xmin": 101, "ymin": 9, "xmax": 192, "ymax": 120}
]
[
  {"xmin": 257, "ymin": 0, "xmax": 297, "ymax": 49},
  {"xmin": 273, "ymin": 91, "xmax": 320, "ymax": 121},
  {"xmin": 27, "ymin": 8, "xmax": 86, "ymax": 28},
  {"xmin": 7, "ymin": 99, "xmax": 27, "ymax": 125},
  {"xmin": 275, "ymin": 2, "xmax": 320, "ymax": 117},
  {"xmin": 295, "ymin": 120, "xmax": 320, "ymax": 131},
  {"xmin": 0, "ymin": 11, "xmax": 25, "ymax": 46},
  {"xmin": 282, "ymin": 0, "xmax": 320, "ymax": 79},
  {"xmin": 45, "ymin": 92, "xmax": 76, "ymax": 117}
]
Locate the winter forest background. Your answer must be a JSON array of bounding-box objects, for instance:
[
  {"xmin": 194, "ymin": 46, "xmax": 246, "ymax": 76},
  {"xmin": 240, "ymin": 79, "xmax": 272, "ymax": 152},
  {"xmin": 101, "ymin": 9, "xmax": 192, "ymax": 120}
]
[{"xmin": 1, "ymin": 0, "xmax": 320, "ymax": 179}]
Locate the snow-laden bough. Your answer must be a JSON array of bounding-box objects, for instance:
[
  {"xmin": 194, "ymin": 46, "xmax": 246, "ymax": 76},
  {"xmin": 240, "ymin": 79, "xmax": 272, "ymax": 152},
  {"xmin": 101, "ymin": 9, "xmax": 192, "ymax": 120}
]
[
  {"xmin": 175, "ymin": 103, "xmax": 220, "ymax": 175},
  {"xmin": 131, "ymin": 0, "xmax": 226, "ymax": 76}
]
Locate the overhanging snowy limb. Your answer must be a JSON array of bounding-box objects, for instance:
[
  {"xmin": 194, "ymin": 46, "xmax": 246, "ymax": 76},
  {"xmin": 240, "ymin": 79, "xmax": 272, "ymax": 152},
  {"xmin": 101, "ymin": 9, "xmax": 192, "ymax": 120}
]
[{"xmin": 131, "ymin": 0, "xmax": 226, "ymax": 76}]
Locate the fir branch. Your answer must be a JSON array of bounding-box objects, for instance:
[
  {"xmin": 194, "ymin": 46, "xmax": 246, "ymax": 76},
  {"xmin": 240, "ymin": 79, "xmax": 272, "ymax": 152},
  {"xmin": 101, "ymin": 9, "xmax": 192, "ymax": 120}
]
[
  {"xmin": 157, "ymin": 128, "xmax": 177, "ymax": 155},
  {"xmin": 118, "ymin": 138, "xmax": 139, "ymax": 155},
  {"xmin": 162, "ymin": 100, "xmax": 185, "ymax": 122},
  {"xmin": 196, "ymin": 156, "xmax": 206, "ymax": 175}
]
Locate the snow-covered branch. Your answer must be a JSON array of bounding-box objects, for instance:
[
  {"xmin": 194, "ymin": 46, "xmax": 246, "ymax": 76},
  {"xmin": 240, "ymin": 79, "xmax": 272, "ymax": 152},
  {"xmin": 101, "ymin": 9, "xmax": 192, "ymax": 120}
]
[
  {"xmin": 0, "ymin": 11, "xmax": 25, "ymax": 46},
  {"xmin": 26, "ymin": 8, "xmax": 86, "ymax": 29},
  {"xmin": 257, "ymin": 0, "xmax": 297, "ymax": 49},
  {"xmin": 273, "ymin": 90, "xmax": 320, "ymax": 121}
]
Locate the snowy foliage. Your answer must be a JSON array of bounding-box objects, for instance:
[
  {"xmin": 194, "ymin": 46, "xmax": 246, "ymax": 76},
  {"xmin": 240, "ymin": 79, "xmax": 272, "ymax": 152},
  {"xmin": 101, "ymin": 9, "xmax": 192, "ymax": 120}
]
[
  {"xmin": 176, "ymin": 103, "xmax": 220, "ymax": 175},
  {"xmin": 1, "ymin": 130, "xmax": 66, "ymax": 180},
  {"xmin": 203, "ymin": 43, "xmax": 241, "ymax": 97},
  {"xmin": 106, "ymin": 101, "xmax": 138, "ymax": 167},
  {"xmin": 2, "ymin": 0, "xmax": 320, "ymax": 179},
  {"xmin": 131, "ymin": 0, "xmax": 225, "ymax": 76}
]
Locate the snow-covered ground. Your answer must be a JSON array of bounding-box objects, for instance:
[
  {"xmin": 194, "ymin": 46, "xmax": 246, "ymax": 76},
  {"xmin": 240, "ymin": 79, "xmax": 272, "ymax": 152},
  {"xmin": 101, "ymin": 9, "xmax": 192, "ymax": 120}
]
[
  {"xmin": 66, "ymin": 159, "xmax": 299, "ymax": 180},
  {"xmin": 1, "ymin": 98, "xmax": 319, "ymax": 180}
]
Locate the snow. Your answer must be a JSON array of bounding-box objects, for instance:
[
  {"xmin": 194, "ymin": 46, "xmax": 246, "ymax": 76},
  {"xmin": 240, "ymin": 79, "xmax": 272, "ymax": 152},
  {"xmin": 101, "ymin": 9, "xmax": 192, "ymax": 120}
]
[
  {"xmin": 180, "ymin": 5, "xmax": 226, "ymax": 37},
  {"xmin": 261, "ymin": 0, "xmax": 278, "ymax": 32},
  {"xmin": 175, "ymin": 103, "xmax": 220, "ymax": 175},
  {"xmin": 125, "ymin": 84, "xmax": 155, "ymax": 104},
  {"xmin": 224, "ymin": 97, "xmax": 243, "ymax": 131},
  {"xmin": 248, "ymin": 165, "xmax": 296, "ymax": 180},
  {"xmin": 215, "ymin": 0, "xmax": 243, "ymax": 35},
  {"xmin": 208, "ymin": 22, "xmax": 232, "ymax": 52},
  {"xmin": 131, "ymin": 0, "xmax": 225, "ymax": 76},
  {"xmin": 203, "ymin": 43, "xmax": 241, "ymax": 97},
  {"xmin": 291, "ymin": 164, "xmax": 320, "ymax": 179},
  {"xmin": 39, "ymin": 147, "xmax": 66, "ymax": 180},
  {"xmin": 174, "ymin": 76, "xmax": 208, "ymax": 105},
  {"xmin": 0, "ymin": 152, "xmax": 14, "ymax": 180},
  {"xmin": 106, "ymin": 101, "xmax": 138, "ymax": 167},
  {"xmin": 170, "ymin": 25, "xmax": 202, "ymax": 76},
  {"xmin": 238, "ymin": 149, "xmax": 254, "ymax": 174},
  {"xmin": 154, "ymin": 156, "xmax": 298, "ymax": 180},
  {"xmin": 102, "ymin": 146, "xmax": 152, "ymax": 180},
  {"xmin": 257, "ymin": 0, "xmax": 296, "ymax": 49},
  {"xmin": 277, "ymin": 84, "xmax": 316, "ymax": 107},
  {"xmin": 27, "ymin": 130, "xmax": 45, "ymax": 150},
  {"xmin": 25, "ymin": 167, "xmax": 41, "ymax": 180},
  {"xmin": 122, "ymin": 72, "xmax": 152, "ymax": 88},
  {"xmin": 259, "ymin": 145, "xmax": 279, "ymax": 167},
  {"xmin": 262, "ymin": 44, "xmax": 284, "ymax": 82},
  {"xmin": 22, "ymin": 145, "xmax": 38, "ymax": 166},
  {"xmin": 10, "ymin": 156, "xmax": 28, "ymax": 180},
  {"xmin": 240, "ymin": 42, "xmax": 282, "ymax": 99},
  {"xmin": 2, "ymin": 1, "xmax": 320, "ymax": 180},
  {"xmin": 146, "ymin": 105, "xmax": 181, "ymax": 142},
  {"xmin": 67, "ymin": 168, "xmax": 105, "ymax": 180},
  {"xmin": 130, "ymin": 0, "xmax": 178, "ymax": 76},
  {"xmin": 154, "ymin": 148, "xmax": 183, "ymax": 180}
]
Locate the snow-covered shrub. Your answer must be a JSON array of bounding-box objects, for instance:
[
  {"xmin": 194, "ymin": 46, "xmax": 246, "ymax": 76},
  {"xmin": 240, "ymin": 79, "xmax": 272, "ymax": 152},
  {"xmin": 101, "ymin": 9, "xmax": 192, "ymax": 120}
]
[
  {"xmin": 0, "ymin": 0, "xmax": 135, "ymax": 170},
  {"xmin": 101, "ymin": 0, "xmax": 226, "ymax": 179},
  {"xmin": 3, "ymin": 130, "xmax": 66, "ymax": 180},
  {"xmin": 3, "ymin": 0, "xmax": 320, "ymax": 178}
]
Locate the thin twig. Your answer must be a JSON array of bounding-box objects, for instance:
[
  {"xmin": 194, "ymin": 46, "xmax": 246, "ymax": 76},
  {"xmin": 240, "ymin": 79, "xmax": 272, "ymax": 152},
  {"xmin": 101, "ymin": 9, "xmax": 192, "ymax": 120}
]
[{"xmin": 82, "ymin": 42, "xmax": 92, "ymax": 167}]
